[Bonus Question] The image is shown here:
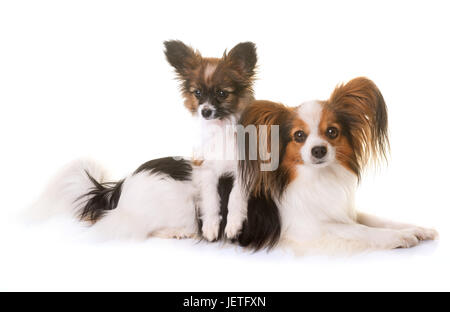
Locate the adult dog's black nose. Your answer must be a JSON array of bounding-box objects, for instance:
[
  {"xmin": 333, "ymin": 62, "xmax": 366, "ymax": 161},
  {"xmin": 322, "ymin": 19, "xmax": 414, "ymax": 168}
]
[
  {"xmin": 201, "ymin": 108, "xmax": 212, "ymax": 118},
  {"xmin": 311, "ymin": 146, "xmax": 327, "ymax": 159}
]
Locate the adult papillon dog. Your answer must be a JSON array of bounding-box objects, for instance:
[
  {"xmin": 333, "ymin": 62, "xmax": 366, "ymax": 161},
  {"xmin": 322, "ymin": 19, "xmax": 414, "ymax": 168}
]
[{"xmin": 236, "ymin": 77, "xmax": 438, "ymax": 253}]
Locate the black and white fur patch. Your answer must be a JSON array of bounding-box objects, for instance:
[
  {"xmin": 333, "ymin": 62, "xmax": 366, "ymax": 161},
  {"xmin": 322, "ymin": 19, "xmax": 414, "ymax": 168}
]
[
  {"xmin": 134, "ymin": 157, "xmax": 192, "ymax": 181},
  {"xmin": 79, "ymin": 157, "xmax": 193, "ymax": 223}
]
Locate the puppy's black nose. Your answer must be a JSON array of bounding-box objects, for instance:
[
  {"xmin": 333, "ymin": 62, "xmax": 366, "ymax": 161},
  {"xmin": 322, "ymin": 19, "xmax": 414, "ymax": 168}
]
[
  {"xmin": 201, "ymin": 108, "xmax": 212, "ymax": 118},
  {"xmin": 311, "ymin": 146, "xmax": 327, "ymax": 159}
]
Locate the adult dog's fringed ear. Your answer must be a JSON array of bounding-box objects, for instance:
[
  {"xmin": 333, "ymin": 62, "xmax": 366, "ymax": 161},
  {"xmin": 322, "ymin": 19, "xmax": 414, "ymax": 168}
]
[
  {"xmin": 238, "ymin": 100, "xmax": 294, "ymax": 199},
  {"xmin": 226, "ymin": 42, "xmax": 257, "ymax": 79},
  {"xmin": 327, "ymin": 77, "xmax": 390, "ymax": 175},
  {"xmin": 163, "ymin": 40, "xmax": 201, "ymax": 76}
]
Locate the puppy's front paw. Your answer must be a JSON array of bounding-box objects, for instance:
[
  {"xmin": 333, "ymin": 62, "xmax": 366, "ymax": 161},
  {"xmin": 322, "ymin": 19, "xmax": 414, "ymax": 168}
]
[
  {"xmin": 224, "ymin": 214, "xmax": 244, "ymax": 239},
  {"xmin": 202, "ymin": 216, "xmax": 221, "ymax": 242},
  {"xmin": 226, "ymin": 189, "xmax": 247, "ymax": 239}
]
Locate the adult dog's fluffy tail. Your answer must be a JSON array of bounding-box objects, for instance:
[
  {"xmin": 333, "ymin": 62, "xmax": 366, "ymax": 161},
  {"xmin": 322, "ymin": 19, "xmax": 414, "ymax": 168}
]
[{"xmin": 28, "ymin": 159, "xmax": 110, "ymax": 222}]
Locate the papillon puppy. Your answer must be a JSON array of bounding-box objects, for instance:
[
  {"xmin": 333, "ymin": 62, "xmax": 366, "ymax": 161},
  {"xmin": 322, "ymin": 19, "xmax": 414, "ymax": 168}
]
[
  {"xmin": 164, "ymin": 40, "xmax": 256, "ymax": 241},
  {"xmin": 237, "ymin": 77, "xmax": 438, "ymax": 253},
  {"xmin": 31, "ymin": 42, "xmax": 259, "ymax": 243}
]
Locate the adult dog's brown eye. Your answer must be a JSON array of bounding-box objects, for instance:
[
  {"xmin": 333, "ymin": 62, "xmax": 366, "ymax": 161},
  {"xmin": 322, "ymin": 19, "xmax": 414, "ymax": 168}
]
[
  {"xmin": 216, "ymin": 89, "xmax": 228, "ymax": 99},
  {"xmin": 326, "ymin": 127, "xmax": 339, "ymax": 139},
  {"xmin": 294, "ymin": 130, "xmax": 307, "ymax": 143},
  {"xmin": 193, "ymin": 89, "xmax": 202, "ymax": 98}
]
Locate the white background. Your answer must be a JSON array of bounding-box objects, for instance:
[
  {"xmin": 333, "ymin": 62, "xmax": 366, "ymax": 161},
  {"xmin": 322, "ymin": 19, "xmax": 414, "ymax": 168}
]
[{"xmin": 1, "ymin": 0, "xmax": 449, "ymax": 291}]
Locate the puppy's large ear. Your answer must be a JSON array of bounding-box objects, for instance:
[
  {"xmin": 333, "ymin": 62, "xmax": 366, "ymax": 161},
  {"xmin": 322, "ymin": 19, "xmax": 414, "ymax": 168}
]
[
  {"xmin": 327, "ymin": 77, "xmax": 389, "ymax": 174},
  {"xmin": 164, "ymin": 40, "xmax": 201, "ymax": 76},
  {"xmin": 226, "ymin": 42, "xmax": 257, "ymax": 79}
]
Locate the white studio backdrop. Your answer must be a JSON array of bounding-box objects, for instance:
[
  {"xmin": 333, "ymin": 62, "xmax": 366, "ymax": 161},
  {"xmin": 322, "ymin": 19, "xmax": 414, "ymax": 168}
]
[{"xmin": 0, "ymin": 0, "xmax": 449, "ymax": 291}]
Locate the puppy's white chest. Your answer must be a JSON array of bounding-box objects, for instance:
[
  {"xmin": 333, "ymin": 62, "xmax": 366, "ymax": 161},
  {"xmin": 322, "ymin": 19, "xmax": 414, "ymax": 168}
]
[{"xmin": 193, "ymin": 117, "xmax": 238, "ymax": 162}]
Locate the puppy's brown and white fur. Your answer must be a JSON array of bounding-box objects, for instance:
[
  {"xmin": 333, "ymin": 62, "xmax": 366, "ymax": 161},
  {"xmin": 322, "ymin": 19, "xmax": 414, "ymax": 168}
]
[
  {"xmin": 164, "ymin": 41, "xmax": 257, "ymax": 240},
  {"xmin": 31, "ymin": 42, "xmax": 258, "ymax": 243},
  {"xmin": 239, "ymin": 77, "xmax": 438, "ymax": 253}
]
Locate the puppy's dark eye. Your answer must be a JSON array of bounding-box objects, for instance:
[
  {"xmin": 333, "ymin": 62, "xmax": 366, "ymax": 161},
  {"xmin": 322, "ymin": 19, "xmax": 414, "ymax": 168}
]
[
  {"xmin": 216, "ymin": 89, "xmax": 228, "ymax": 99},
  {"xmin": 193, "ymin": 89, "xmax": 202, "ymax": 99},
  {"xmin": 326, "ymin": 127, "xmax": 339, "ymax": 139},
  {"xmin": 294, "ymin": 130, "xmax": 307, "ymax": 143}
]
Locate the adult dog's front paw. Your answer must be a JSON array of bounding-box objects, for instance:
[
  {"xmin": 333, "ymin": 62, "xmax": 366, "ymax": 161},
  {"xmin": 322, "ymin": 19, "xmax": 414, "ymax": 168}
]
[
  {"xmin": 202, "ymin": 216, "xmax": 221, "ymax": 242},
  {"xmin": 392, "ymin": 229, "xmax": 421, "ymax": 248},
  {"xmin": 389, "ymin": 227, "xmax": 438, "ymax": 249},
  {"xmin": 405, "ymin": 226, "xmax": 438, "ymax": 241},
  {"xmin": 372, "ymin": 226, "xmax": 438, "ymax": 250}
]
